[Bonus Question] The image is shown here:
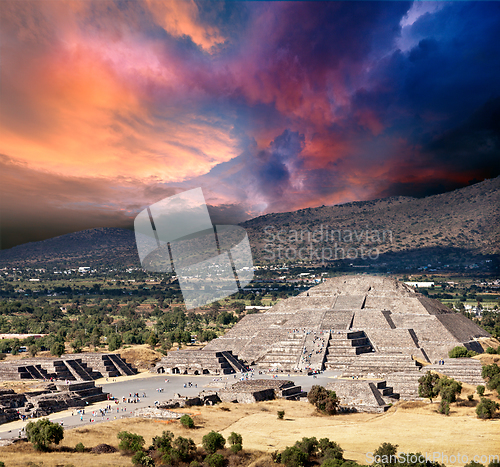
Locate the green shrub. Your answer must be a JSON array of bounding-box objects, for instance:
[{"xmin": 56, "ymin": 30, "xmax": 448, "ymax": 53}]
[
  {"xmin": 418, "ymin": 372, "xmax": 440, "ymax": 403},
  {"xmin": 190, "ymin": 461, "xmax": 201, "ymax": 467},
  {"xmin": 75, "ymin": 442, "xmax": 85, "ymax": 452},
  {"xmin": 173, "ymin": 436, "xmax": 196, "ymax": 461},
  {"xmin": 373, "ymin": 442, "xmax": 398, "ymax": 467},
  {"xmin": 307, "ymin": 386, "xmax": 340, "ymax": 415},
  {"xmin": 482, "ymin": 364, "xmax": 500, "ymax": 381},
  {"xmin": 476, "ymin": 398, "xmax": 499, "ymax": 419},
  {"xmin": 477, "ymin": 385, "xmax": 485, "ymax": 396},
  {"xmin": 467, "ymin": 394, "xmax": 474, "ymax": 401},
  {"xmin": 132, "ymin": 451, "xmax": 155, "ymax": 466},
  {"xmin": 117, "ymin": 431, "xmax": 145, "ymax": 453},
  {"xmin": 437, "ymin": 376, "xmax": 462, "ymax": 403},
  {"xmin": 26, "ymin": 418, "xmax": 64, "ymax": 451},
  {"xmin": 280, "ymin": 445, "xmax": 309, "ymax": 467},
  {"xmin": 205, "ymin": 453, "xmax": 225, "ymax": 467},
  {"xmin": 180, "ymin": 414, "xmax": 195, "ymax": 429},
  {"xmin": 231, "ymin": 443, "xmax": 243, "ymax": 453},
  {"xmin": 486, "ymin": 347, "xmax": 496, "ymax": 354},
  {"xmin": 449, "ymin": 346, "xmax": 468, "ymax": 358},
  {"xmin": 318, "ymin": 438, "xmax": 343, "ymax": 460},
  {"xmin": 437, "ymin": 400, "xmax": 450, "ymax": 415},
  {"xmin": 228, "ymin": 432, "xmax": 243, "ymax": 446},
  {"xmin": 151, "ymin": 430, "xmax": 174, "ymax": 453},
  {"xmin": 277, "ymin": 410, "xmax": 285, "ymax": 420},
  {"xmin": 202, "ymin": 431, "xmax": 226, "ymax": 454},
  {"xmin": 295, "ymin": 437, "xmax": 318, "ymax": 457},
  {"xmin": 487, "ymin": 374, "xmax": 500, "ymax": 391}
]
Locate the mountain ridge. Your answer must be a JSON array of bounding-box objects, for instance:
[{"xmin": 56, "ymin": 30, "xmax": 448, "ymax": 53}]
[{"xmin": 0, "ymin": 176, "xmax": 498, "ymax": 269}]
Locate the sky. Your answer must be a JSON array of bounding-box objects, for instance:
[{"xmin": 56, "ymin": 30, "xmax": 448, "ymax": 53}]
[{"xmin": 1, "ymin": 0, "xmax": 500, "ymax": 249}]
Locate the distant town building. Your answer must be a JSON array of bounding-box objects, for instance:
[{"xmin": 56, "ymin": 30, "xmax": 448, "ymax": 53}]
[{"xmin": 404, "ymin": 281, "xmax": 434, "ymax": 288}]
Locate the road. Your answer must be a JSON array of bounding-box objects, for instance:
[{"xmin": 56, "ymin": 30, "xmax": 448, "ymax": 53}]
[{"xmin": 0, "ymin": 369, "xmax": 341, "ymax": 441}]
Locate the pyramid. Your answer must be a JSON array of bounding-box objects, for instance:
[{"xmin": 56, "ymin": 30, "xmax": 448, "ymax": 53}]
[{"xmin": 204, "ymin": 275, "xmax": 490, "ymax": 371}]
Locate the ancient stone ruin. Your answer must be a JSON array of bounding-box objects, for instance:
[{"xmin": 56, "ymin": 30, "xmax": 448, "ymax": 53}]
[
  {"xmin": 159, "ymin": 275, "xmax": 489, "ymax": 400},
  {"xmin": 0, "ymin": 353, "xmax": 137, "ymax": 381},
  {"xmin": 0, "ymin": 381, "xmax": 108, "ymax": 423},
  {"xmin": 218, "ymin": 379, "xmax": 305, "ymax": 403}
]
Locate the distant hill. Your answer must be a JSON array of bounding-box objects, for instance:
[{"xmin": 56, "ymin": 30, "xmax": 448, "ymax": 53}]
[
  {"xmin": 242, "ymin": 176, "xmax": 500, "ymax": 268},
  {"xmin": 0, "ymin": 176, "xmax": 498, "ymax": 270}
]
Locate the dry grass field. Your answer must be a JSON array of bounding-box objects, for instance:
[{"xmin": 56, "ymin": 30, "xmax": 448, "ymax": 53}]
[{"xmin": 1, "ymin": 389, "xmax": 499, "ymax": 467}]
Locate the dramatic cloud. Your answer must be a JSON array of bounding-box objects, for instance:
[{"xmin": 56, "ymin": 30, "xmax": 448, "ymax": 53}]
[{"xmin": 1, "ymin": 1, "xmax": 499, "ymax": 248}]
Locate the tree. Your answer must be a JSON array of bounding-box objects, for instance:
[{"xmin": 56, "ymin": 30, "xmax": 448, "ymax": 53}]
[
  {"xmin": 373, "ymin": 443, "xmax": 398, "ymax": 467},
  {"xmin": 477, "ymin": 385, "xmax": 485, "ymax": 396},
  {"xmin": 476, "ymin": 398, "xmax": 499, "ymax": 419},
  {"xmin": 173, "ymin": 436, "xmax": 196, "ymax": 462},
  {"xmin": 280, "ymin": 446, "xmax": 308, "ymax": 467},
  {"xmin": 132, "ymin": 451, "xmax": 155, "ymax": 466},
  {"xmin": 151, "ymin": 430, "xmax": 174, "ymax": 454},
  {"xmin": 277, "ymin": 410, "xmax": 285, "ymax": 419},
  {"xmin": 202, "ymin": 431, "xmax": 225, "ymax": 454},
  {"xmin": 205, "ymin": 453, "xmax": 225, "ymax": 467},
  {"xmin": 307, "ymin": 385, "xmax": 339, "ymax": 415},
  {"xmin": 26, "ymin": 418, "xmax": 64, "ymax": 451},
  {"xmin": 295, "ymin": 437, "xmax": 318, "ymax": 457},
  {"xmin": 481, "ymin": 364, "xmax": 500, "ymax": 381},
  {"xmin": 418, "ymin": 372, "xmax": 440, "ymax": 403},
  {"xmin": 318, "ymin": 438, "xmax": 343, "ymax": 460},
  {"xmin": 448, "ymin": 346, "xmax": 468, "ymax": 358},
  {"xmin": 50, "ymin": 342, "xmax": 65, "ymax": 357},
  {"xmin": 28, "ymin": 344, "xmax": 38, "ymax": 357},
  {"xmin": 146, "ymin": 332, "xmax": 158, "ymax": 349},
  {"xmin": 228, "ymin": 432, "xmax": 243, "ymax": 446},
  {"xmin": 118, "ymin": 431, "xmax": 145, "ymax": 453},
  {"xmin": 108, "ymin": 334, "xmax": 122, "ymax": 352},
  {"xmin": 180, "ymin": 414, "xmax": 195, "ymax": 428},
  {"xmin": 437, "ymin": 376, "xmax": 462, "ymax": 403},
  {"xmin": 75, "ymin": 442, "xmax": 85, "ymax": 452}
]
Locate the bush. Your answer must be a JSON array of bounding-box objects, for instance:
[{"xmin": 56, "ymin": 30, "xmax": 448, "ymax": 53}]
[
  {"xmin": 277, "ymin": 410, "xmax": 285, "ymax": 420},
  {"xmin": 75, "ymin": 442, "xmax": 85, "ymax": 452},
  {"xmin": 206, "ymin": 453, "xmax": 225, "ymax": 467},
  {"xmin": 228, "ymin": 432, "xmax": 243, "ymax": 446},
  {"xmin": 418, "ymin": 372, "xmax": 440, "ymax": 403},
  {"xmin": 487, "ymin": 374, "xmax": 500, "ymax": 391},
  {"xmin": 26, "ymin": 418, "xmax": 64, "ymax": 451},
  {"xmin": 373, "ymin": 442, "xmax": 398, "ymax": 467},
  {"xmin": 449, "ymin": 346, "xmax": 468, "ymax": 358},
  {"xmin": 464, "ymin": 462, "xmax": 485, "ymax": 467},
  {"xmin": 231, "ymin": 443, "xmax": 243, "ymax": 453},
  {"xmin": 180, "ymin": 414, "xmax": 195, "ymax": 428},
  {"xmin": 437, "ymin": 400, "xmax": 450, "ymax": 415},
  {"xmin": 50, "ymin": 342, "xmax": 65, "ymax": 357},
  {"xmin": 477, "ymin": 385, "xmax": 485, "ymax": 396},
  {"xmin": 482, "ymin": 364, "xmax": 500, "ymax": 381},
  {"xmin": 307, "ymin": 385, "xmax": 340, "ymax": 415},
  {"xmin": 190, "ymin": 461, "xmax": 201, "ymax": 467},
  {"xmin": 173, "ymin": 436, "xmax": 196, "ymax": 462},
  {"xmin": 132, "ymin": 451, "xmax": 155, "ymax": 466},
  {"xmin": 467, "ymin": 394, "xmax": 474, "ymax": 401},
  {"xmin": 280, "ymin": 445, "xmax": 309, "ymax": 467},
  {"xmin": 203, "ymin": 431, "xmax": 226, "ymax": 454},
  {"xmin": 118, "ymin": 431, "xmax": 145, "ymax": 453},
  {"xmin": 486, "ymin": 347, "xmax": 497, "ymax": 354},
  {"xmin": 437, "ymin": 376, "xmax": 462, "ymax": 403},
  {"xmin": 318, "ymin": 439, "xmax": 343, "ymax": 460},
  {"xmin": 151, "ymin": 430, "xmax": 174, "ymax": 453},
  {"xmin": 476, "ymin": 398, "xmax": 499, "ymax": 419},
  {"xmin": 295, "ymin": 437, "xmax": 318, "ymax": 457}
]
